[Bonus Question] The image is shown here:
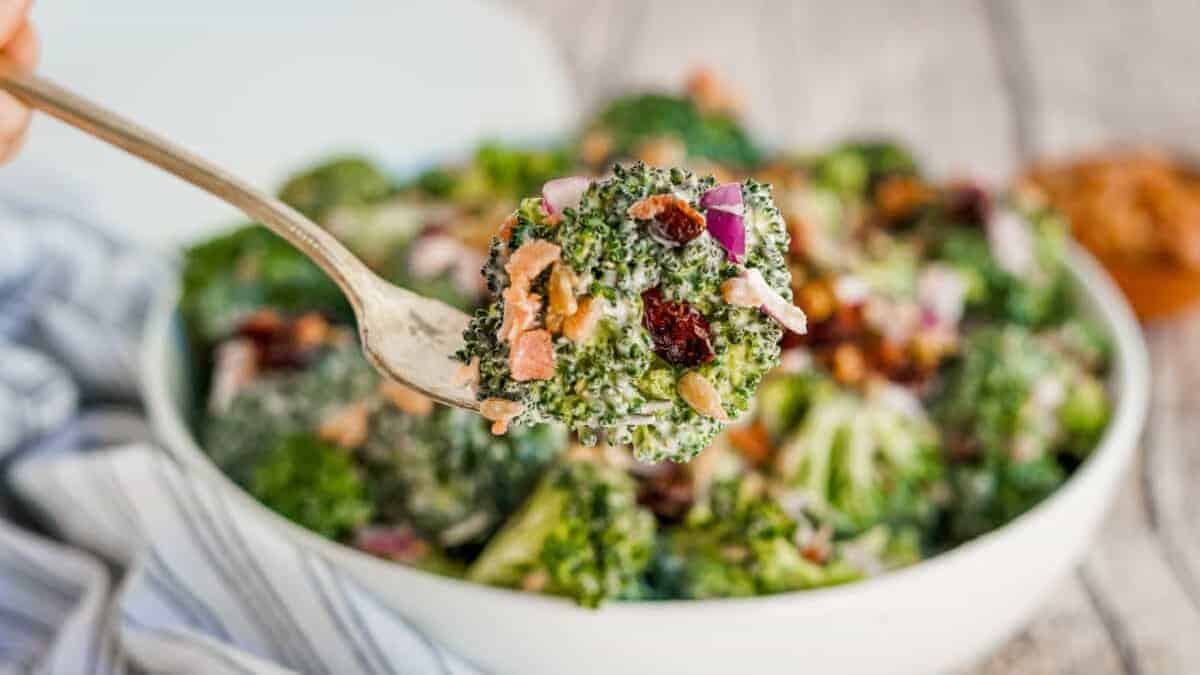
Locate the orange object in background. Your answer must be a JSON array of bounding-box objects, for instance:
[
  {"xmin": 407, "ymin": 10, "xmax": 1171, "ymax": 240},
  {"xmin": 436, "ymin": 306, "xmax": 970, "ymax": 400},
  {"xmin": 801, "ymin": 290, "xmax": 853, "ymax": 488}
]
[{"xmin": 1025, "ymin": 150, "xmax": 1200, "ymax": 320}]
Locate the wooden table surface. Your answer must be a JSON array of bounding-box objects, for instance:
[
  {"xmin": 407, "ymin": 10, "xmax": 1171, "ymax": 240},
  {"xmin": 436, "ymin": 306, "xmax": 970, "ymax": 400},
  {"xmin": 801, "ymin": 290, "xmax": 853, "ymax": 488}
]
[{"xmin": 501, "ymin": 1, "xmax": 1200, "ymax": 672}]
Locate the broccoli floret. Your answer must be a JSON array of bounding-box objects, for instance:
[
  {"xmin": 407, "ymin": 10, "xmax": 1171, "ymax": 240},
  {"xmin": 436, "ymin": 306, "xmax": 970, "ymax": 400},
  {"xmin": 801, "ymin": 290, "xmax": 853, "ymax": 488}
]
[
  {"xmin": 363, "ymin": 406, "xmax": 566, "ymax": 549},
  {"xmin": 460, "ymin": 163, "xmax": 794, "ymax": 462},
  {"xmin": 203, "ymin": 343, "xmax": 379, "ymax": 484},
  {"xmin": 413, "ymin": 142, "xmax": 574, "ymax": 205},
  {"xmin": 181, "ymin": 225, "xmax": 353, "ymax": 343},
  {"xmin": 584, "ymin": 93, "xmax": 761, "ymax": 168},
  {"xmin": 277, "ymin": 156, "xmax": 392, "ymax": 221},
  {"xmin": 811, "ymin": 140, "xmax": 919, "ymax": 199},
  {"xmin": 648, "ymin": 478, "xmax": 861, "ymax": 599},
  {"xmin": 248, "ymin": 434, "xmax": 373, "ymax": 539},
  {"xmin": 770, "ymin": 375, "xmax": 943, "ymax": 534},
  {"xmin": 933, "ymin": 325, "xmax": 1111, "ymax": 542},
  {"xmin": 466, "ymin": 461, "xmax": 656, "ymax": 607},
  {"xmin": 932, "ymin": 202, "xmax": 1070, "ymax": 327},
  {"xmin": 755, "ymin": 370, "xmax": 821, "ymax": 440}
]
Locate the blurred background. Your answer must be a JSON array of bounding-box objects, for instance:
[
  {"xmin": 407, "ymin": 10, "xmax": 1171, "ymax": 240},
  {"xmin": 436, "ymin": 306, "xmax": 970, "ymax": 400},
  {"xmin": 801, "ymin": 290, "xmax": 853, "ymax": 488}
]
[{"xmin": 2, "ymin": 1, "xmax": 1199, "ymax": 673}]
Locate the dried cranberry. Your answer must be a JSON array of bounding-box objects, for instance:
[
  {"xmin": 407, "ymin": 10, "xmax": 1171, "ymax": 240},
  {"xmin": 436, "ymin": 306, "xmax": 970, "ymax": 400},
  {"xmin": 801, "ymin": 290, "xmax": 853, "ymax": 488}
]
[
  {"xmin": 235, "ymin": 309, "xmax": 323, "ymax": 371},
  {"xmin": 629, "ymin": 195, "xmax": 706, "ymax": 244},
  {"xmin": 653, "ymin": 204, "xmax": 705, "ymax": 243},
  {"xmin": 799, "ymin": 304, "xmax": 865, "ymax": 347},
  {"xmin": 636, "ymin": 463, "xmax": 694, "ymax": 522},
  {"xmin": 942, "ymin": 182, "xmax": 991, "ymax": 226},
  {"xmin": 641, "ymin": 288, "xmax": 715, "ymax": 366}
]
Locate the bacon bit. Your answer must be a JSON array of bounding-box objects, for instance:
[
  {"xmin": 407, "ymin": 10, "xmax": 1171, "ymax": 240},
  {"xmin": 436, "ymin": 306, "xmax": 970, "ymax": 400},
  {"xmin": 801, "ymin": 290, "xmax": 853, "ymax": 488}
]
[
  {"xmin": 678, "ymin": 372, "xmax": 729, "ymax": 421},
  {"xmin": 562, "ymin": 295, "xmax": 604, "ymax": 344},
  {"xmin": 317, "ymin": 402, "xmax": 370, "ymax": 449},
  {"xmin": 505, "ymin": 239, "xmax": 562, "ymax": 285},
  {"xmin": 379, "ymin": 380, "xmax": 434, "ymax": 417},
  {"xmin": 579, "ymin": 130, "xmax": 614, "ymax": 166},
  {"xmin": 292, "ymin": 313, "xmax": 329, "ymax": 350},
  {"xmin": 497, "ymin": 213, "xmax": 518, "ymax": 242},
  {"xmin": 800, "ymin": 523, "xmax": 834, "ymax": 564},
  {"xmin": 509, "ymin": 329, "xmax": 556, "ymax": 381},
  {"xmin": 497, "ymin": 288, "xmax": 543, "ymax": 343},
  {"xmin": 354, "ymin": 525, "xmax": 430, "ymax": 564},
  {"xmin": 685, "ymin": 66, "xmax": 742, "ymax": 115},
  {"xmin": 627, "ymin": 194, "xmax": 706, "ymax": 244},
  {"xmin": 496, "ymin": 240, "xmax": 561, "ymax": 345},
  {"xmin": 795, "ymin": 280, "xmax": 836, "ymax": 323},
  {"xmin": 910, "ymin": 327, "xmax": 958, "ymax": 370},
  {"xmin": 208, "ymin": 338, "xmax": 258, "ymax": 414},
  {"xmin": 726, "ymin": 422, "xmax": 772, "ymax": 466},
  {"xmin": 787, "ymin": 215, "xmax": 812, "ymax": 259},
  {"xmin": 521, "ymin": 569, "xmax": 550, "ymax": 593},
  {"xmin": 634, "ymin": 136, "xmax": 686, "ymax": 167},
  {"xmin": 546, "ymin": 262, "xmax": 578, "ymax": 334},
  {"xmin": 237, "ymin": 308, "xmax": 286, "ymax": 340},
  {"xmin": 453, "ymin": 356, "xmax": 480, "ymax": 388},
  {"xmin": 481, "ymin": 398, "xmax": 524, "ymax": 435},
  {"xmin": 721, "ymin": 276, "xmax": 762, "ymax": 307},
  {"xmin": 874, "ymin": 175, "xmax": 933, "ymax": 225},
  {"xmin": 831, "ymin": 343, "xmax": 867, "ymax": 385},
  {"xmin": 870, "ymin": 337, "xmax": 914, "ymax": 381},
  {"xmin": 544, "ymin": 212, "xmax": 563, "ymax": 226}
]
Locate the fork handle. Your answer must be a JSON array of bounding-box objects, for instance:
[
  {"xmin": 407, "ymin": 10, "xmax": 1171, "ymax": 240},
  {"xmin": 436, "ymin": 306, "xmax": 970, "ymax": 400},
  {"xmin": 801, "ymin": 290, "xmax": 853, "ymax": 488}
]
[{"xmin": 0, "ymin": 61, "xmax": 376, "ymax": 308}]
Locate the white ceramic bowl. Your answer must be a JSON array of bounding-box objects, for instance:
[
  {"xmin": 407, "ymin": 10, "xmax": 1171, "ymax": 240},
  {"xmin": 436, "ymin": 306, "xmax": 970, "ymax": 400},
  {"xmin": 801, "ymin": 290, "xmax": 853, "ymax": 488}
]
[{"xmin": 143, "ymin": 246, "xmax": 1148, "ymax": 675}]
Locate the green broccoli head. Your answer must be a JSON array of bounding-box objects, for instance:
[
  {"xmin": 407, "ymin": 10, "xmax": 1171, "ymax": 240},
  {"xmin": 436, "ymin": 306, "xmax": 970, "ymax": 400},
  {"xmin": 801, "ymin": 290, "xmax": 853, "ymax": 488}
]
[
  {"xmin": 248, "ymin": 433, "xmax": 373, "ymax": 539},
  {"xmin": 414, "ymin": 142, "xmax": 574, "ymax": 206},
  {"xmin": 934, "ymin": 324, "xmax": 1110, "ymax": 464},
  {"xmin": 769, "ymin": 374, "xmax": 943, "ymax": 534},
  {"xmin": 181, "ymin": 225, "xmax": 353, "ymax": 343},
  {"xmin": 932, "ymin": 199, "xmax": 1070, "ymax": 327},
  {"xmin": 466, "ymin": 460, "xmax": 656, "ymax": 607},
  {"xmin": 648, "ymin": 477, "xmax": 862, "ymax": 599},
  {"xmin": 460, "ymin": 163, "xmax": 792, "ymax": 463},
  {"xmin": 277, "ymin": 156, "xmax": 392, "ymax": 221},
  {"xmin": 363, "ymin": 406, "xmax": 566, "ymax": 549},
  {"xmin": 933, "ymin": 324, "xmax": 1111, "ymax": 542},
  {"xmin": 810, "ymin": 140, "xmax": 919, "ymax": 199},
  {"xmin": 203, "ymin": 343, "xmax": 379, "ymax": 484},
  {"xmin": 583, "ymin": 93, "xmax": 761, "ymax": 168}
]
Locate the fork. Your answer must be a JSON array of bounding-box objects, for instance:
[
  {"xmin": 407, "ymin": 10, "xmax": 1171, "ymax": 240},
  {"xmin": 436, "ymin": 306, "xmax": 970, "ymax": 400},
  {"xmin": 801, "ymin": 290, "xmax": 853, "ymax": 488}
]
[{"xmin": 0, "ymin": 62, "xmax": 479, "ymax": 411}]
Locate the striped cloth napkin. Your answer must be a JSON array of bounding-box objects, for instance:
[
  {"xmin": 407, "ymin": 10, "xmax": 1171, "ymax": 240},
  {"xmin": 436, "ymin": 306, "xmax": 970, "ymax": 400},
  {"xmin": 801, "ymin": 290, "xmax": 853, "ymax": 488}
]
[{"xmin": 0, "ymin": 189, "xmax": 483, "ymax": 675}]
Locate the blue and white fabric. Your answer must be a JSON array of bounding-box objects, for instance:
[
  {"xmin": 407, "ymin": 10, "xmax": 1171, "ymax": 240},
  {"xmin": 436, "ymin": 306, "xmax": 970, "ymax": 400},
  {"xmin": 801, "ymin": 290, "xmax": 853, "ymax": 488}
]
[{"xmin": 0, "ymin": 194, "xmax": 484, "ymax": 675}]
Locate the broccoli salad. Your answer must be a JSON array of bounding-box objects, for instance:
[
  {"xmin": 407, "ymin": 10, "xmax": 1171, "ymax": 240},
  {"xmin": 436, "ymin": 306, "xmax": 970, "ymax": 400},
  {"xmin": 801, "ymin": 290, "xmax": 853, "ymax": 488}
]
[
  {"xmin": 181, "ymin": 71, "xmax": 1112, "ymax": 607},
  {"xmin": 458, "ymin": 163, "xmax": 804, "ymax": 462}
]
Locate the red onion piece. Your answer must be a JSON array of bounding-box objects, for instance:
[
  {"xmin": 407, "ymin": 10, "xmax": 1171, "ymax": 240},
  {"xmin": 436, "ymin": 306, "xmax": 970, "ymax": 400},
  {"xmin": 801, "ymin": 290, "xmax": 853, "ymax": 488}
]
[
  {"xmin": 541, "ymin": 176, "xmax": 590, "ymax": 216},
  {"xmin": 986, "ymin": 210, "xmax": 1035, "ymax": 276},
  {"xmin": 832, "ymin": 275, "xmax": 870, "ymax": 305},
  {"xmin": 705, "ymin": 207, "xmax": 746, "ymax": 261},
  {"xmin": 741, "ymin": 268, "xmax": 808, "ymax": 334},
  {"xmin": 916, "ymin": 264, "xmax": 967, "ymax": 326},
  {"xmin": 700, "ymin": 182, "xmax": 743, "ymax": 210}
]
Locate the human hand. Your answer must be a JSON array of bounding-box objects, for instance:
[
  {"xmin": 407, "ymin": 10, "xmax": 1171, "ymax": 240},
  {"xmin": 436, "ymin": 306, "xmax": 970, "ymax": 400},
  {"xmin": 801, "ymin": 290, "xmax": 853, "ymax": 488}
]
[{"xmin": 0, "ymin": 0, "xmax": 37, "ymax": 162}]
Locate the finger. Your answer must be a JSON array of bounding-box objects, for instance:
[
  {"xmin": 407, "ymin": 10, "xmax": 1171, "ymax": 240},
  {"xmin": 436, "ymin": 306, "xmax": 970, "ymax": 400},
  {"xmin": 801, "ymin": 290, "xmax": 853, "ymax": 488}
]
[
  {"xmin": 0, "ymin": 121, "xmax": 28, "ymax": 162},
  {"xmin": 3, "ymin": 19, "xmax": 37, "ymax": 70},
  {"xmin": 0, "ymin": 89, "xmax": 30, "ymax": 142},
  {"xmin": 0, "ymin": 0, "xmax": 32, "ymax": 47}
]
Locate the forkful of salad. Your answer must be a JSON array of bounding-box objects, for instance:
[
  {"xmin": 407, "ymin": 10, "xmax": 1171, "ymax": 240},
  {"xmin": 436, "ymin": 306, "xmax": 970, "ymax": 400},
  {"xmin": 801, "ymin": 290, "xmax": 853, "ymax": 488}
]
[{"xmin": 0, "ymin": 59, "xmax": 805, "ymax": 463}]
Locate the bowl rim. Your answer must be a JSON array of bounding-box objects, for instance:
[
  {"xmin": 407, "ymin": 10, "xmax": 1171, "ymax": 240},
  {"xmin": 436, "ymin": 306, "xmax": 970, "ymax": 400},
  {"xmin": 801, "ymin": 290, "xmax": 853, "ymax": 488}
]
[{"xmin": 142, "ymin": 242, "xmax": 1150, "ymax": 615}]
